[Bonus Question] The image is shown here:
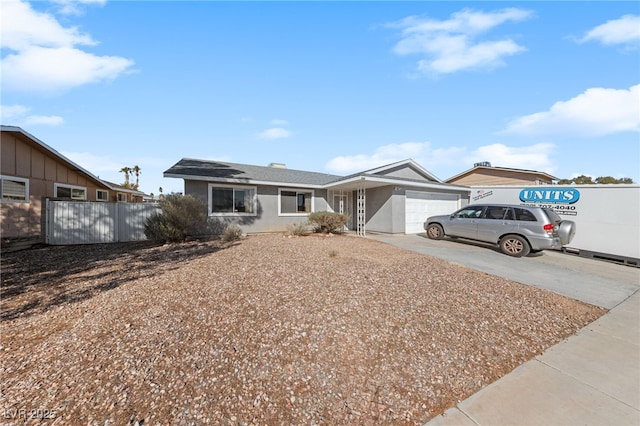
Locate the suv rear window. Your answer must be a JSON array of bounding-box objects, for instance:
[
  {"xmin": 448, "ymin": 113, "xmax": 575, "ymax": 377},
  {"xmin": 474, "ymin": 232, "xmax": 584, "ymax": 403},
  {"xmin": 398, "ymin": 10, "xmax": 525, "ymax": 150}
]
[
  {"xmin": 513, "ymin": 207, "xmax": 537, "ymax": 221},
  {"xmin": 541, "ymin": 208, "xmax": 562, "ymax": 223}
]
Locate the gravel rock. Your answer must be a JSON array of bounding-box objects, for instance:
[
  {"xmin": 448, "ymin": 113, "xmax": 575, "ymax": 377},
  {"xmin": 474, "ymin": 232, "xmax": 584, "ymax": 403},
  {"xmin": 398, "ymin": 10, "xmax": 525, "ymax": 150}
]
[{"xmin": 1, "ymin": 234, "xmax": 604, "ymax": 425}]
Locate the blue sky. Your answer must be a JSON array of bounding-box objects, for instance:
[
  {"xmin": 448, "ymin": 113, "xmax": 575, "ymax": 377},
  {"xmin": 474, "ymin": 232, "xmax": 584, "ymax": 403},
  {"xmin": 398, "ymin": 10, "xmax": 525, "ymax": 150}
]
[{"xmin": 2, "ymin": 0, "xmax": 639, "ymax": 195}]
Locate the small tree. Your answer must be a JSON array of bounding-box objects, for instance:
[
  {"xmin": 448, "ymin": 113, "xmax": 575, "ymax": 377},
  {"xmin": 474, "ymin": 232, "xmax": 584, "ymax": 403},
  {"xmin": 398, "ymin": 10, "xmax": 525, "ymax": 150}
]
[
  {"xmin": 144, "ymin": 194, "xmax": 209, "ymax": 243},
  {"xmin": 307, "ymin": 211, "xmax": 349, "ymax": 234}
]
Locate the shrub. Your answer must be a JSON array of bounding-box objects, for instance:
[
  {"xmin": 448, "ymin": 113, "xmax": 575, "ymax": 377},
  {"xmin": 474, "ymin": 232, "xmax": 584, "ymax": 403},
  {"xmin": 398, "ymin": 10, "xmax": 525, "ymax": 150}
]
[
  {"xmin": 144, "ymin": 194, "xmax": 209, "ymax": 243},
  {"xmin": 221, "ymin": 224, "xmax": 243, "ymax": 242},
  {"xmin": 307, "ymin": 211, "xmax": 348, "ymax": 234},
  {"xmin": 286, "ymin": 221, "xmax": 312, "ymax": 236}
]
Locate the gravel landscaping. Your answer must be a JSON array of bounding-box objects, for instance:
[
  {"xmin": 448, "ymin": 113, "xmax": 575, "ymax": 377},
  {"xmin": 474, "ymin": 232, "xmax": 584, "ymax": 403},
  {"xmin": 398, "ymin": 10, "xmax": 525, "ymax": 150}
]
[{"xmin": 1, "ymin": 233, "xmax": 604, "ymax": 425}]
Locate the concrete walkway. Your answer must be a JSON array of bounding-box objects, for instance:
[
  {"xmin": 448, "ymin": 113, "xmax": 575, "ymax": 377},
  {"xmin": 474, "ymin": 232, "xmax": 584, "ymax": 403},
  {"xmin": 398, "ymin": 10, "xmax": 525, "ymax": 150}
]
[{"xmin": 367, "ymin": 233, "xmax": 640, "ymax": 426}]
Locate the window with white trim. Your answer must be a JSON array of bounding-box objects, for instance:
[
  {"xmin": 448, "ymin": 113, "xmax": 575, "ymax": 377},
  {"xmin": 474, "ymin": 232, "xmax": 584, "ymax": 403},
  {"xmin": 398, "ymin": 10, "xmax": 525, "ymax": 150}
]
[
  {"xmin": 97, "ymin": 190, "xmax": 109, "ymax": 201},
  {"xmin": 117, "ymin": 192, "xmax": 127, "ymax": 202},
  {"xmin": 279, "ymin": 189, "xmax": 313, "ymax": 215},
  {"xmin": 54, "ymin": 183, "xmax": 86, "ymax": 200},
  {"xmin": 1, "ymin": 176, "xmax": 29, "ymax": 202},
  {"xmin": 209, "ymin": 184, "xmax": 257, "ymax": 215}
]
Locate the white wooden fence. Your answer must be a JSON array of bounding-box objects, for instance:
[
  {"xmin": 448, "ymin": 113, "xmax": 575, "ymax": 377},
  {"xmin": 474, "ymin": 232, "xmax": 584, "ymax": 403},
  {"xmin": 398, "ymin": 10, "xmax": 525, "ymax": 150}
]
[{"xmin": 45, "ymin": 200, "xmax": 160, "ymax": 245}]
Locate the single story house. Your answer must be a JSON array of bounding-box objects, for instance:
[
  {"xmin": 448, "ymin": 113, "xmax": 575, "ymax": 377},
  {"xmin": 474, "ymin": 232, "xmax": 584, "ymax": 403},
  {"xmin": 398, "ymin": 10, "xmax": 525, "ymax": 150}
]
[
  {"xmin": 446, "ymin": 162, "xmax": 558, "ymax": 186},
  {"xmin": 164, "ymin": 158, "xmax": 471, "ymax": 234},
  {"xmin": 1, "ymin": 126, "xmax": 146, "ymax": 240}
]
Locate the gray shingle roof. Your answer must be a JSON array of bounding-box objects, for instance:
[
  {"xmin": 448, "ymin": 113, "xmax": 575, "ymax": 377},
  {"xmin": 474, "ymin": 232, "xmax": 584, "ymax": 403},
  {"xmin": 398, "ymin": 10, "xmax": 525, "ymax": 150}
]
[{"xmin": 164, "ymin": 159, "xmax": 343, "ymax": 186}]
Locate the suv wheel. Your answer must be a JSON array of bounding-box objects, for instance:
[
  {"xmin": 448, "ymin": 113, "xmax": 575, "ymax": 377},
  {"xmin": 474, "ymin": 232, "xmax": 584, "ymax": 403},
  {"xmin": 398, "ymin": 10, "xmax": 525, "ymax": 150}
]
[
  {"xmin": 426, "ymin": 223, "xmax": 445, "ymax": 240},
  {"xmin": 500, "ymin": 235, "xmax": 530, "ymax": 257}
]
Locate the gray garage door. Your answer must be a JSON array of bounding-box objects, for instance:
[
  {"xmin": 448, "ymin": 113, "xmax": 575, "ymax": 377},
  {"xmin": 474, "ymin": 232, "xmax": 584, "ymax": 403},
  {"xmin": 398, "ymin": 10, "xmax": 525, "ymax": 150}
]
[{"xmin": 405, "ymin": 191, "xmax": 459, "ymax": 234}]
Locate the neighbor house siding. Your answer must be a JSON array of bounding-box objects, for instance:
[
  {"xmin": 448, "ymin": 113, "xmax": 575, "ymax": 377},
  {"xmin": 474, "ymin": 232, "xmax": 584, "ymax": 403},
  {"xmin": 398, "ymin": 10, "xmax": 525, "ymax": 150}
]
[
  {"xmin": 449, "ymin": 170, "xmax": 549, "ymax": 186},
  {"xmin": 1, "ymin": 131, "xmax": 109, "ymax": 239}
]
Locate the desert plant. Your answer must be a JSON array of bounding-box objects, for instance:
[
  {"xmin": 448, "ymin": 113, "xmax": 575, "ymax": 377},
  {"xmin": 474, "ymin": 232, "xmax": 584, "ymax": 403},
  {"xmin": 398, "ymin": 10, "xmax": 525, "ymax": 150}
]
[
  {"xmin": 307, "ymin": 211, "xmax": 348, "ymax": 234},
  {"xmin": 144, "ymin": 194, "xmax": 209, "ymax": 243},
  {"xmin": 328, "ymin": 249, "xmax": 338, "ymax": 258},
  {"xmin": 221, "ymin": 224, "xmax": 243, "ymax": 242},
  {"xmin": 286, "ymin": 221, "xmax": 312, "ymax": 236}
]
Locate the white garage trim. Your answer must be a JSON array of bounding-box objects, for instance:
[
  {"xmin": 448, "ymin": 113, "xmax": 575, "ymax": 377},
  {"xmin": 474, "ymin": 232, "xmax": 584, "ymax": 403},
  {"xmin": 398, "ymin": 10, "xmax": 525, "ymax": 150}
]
[{"xmin": 405, "ymin": 191, "xmax": 459, "ymax": 234}]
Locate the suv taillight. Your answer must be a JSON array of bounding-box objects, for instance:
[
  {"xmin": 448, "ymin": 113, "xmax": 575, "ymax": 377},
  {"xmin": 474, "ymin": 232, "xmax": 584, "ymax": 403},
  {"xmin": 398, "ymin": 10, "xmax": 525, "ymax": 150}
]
[{"xmin": 543, "ymin": 223, "xmax": 554, "ymax": 235}]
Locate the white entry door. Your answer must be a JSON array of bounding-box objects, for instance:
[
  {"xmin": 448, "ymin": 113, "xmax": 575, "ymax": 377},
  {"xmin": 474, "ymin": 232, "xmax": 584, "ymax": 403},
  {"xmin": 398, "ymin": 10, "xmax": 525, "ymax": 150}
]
[{"xmin": 405, "ymin": 191, "xmax": 459, "ymax": 234}]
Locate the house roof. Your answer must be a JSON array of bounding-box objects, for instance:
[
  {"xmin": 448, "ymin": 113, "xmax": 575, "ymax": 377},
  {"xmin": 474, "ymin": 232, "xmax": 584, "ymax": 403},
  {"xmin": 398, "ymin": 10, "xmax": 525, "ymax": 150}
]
[
  {"xmin": 445, "ymin": 165, "xmax": 559, "ymax": 183},
  {"xmin": 164, "ymin": 158, "xmax": 344, "ymax": 187},
  {"xmin": 101, "ymin": 180, "xmax": 147, "ymax": 196},
  {"xmin": 353, "ymin": 159, "xmax": 442, "ymax": 182},
  {"xmin": 165, "ymin": 158, "xmax": 470, "ymax": 192}
]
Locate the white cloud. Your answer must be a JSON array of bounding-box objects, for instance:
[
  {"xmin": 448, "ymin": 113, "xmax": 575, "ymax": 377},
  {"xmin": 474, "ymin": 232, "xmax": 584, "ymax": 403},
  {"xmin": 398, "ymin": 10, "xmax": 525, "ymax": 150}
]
[
  {"xmin": 257, "ymin": 127, "xmax": 292, "ymax": 140},
  {"xmin": 0, "ymin": 104, "xmax": 64, "ymax": 126},
  {"xmin": 51, "ymin": 0, "xmax": 107, "ymax": 16},
  {"xmin": 1, "ymin": 0, "xmax": 134, "ymax": 93},
  {"xmin": 467, "ymin": 143, "xmax": 556, "ymax": 174},
  {"xmin": 325, "ymin": 141, "xmax": 464, "ymax": 175},
  {"xmin": 325, "ymin": 142, "xmax": 556, "ymax": 178},
  {"xmin": 61, "ymin": 151, "xmax": 123, "ymax": 174},
  {"xmin": 502, "ymin": 84, "xmax": 640, "ymax": 137},
  {"xmin": 23, "ymin": 115, "xmax": 65, "ymax": 126},
  {"xmin": 577, "ymin": 14, "xmax": 640, "ymax": 46},
  {"xmin": 388, "ymin": 8, "xmax": 533, "ymax": 74}
]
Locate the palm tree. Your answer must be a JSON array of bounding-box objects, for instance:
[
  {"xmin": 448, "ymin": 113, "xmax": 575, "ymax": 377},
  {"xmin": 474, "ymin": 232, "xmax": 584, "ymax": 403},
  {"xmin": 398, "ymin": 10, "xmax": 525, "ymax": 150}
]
[
  {"xmin": 132, "ymin": 165, "xmax": 141, "ymax": 189},
  {"xmin": 120, "ymin": 166, "xmax": 132, "ymax": 186}
]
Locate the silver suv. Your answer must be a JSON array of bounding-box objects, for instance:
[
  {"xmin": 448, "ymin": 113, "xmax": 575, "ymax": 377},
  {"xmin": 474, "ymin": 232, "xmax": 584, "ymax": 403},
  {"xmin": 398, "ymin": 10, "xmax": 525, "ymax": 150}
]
[{"xmin": 424, "ymin": 204, "xmax": 576, "ymax": 257}]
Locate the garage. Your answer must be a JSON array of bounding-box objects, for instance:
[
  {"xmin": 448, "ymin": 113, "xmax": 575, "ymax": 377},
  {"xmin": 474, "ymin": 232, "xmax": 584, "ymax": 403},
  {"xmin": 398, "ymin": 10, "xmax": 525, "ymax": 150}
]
[{"xmin": 405, "ymin": 191, "xmax": 460, "ymax": 234}]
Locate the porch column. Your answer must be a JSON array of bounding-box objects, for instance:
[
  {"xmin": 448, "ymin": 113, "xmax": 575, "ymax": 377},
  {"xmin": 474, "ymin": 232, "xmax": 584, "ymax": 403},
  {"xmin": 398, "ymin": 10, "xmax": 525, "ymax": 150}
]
[{"xmin": 356, "ymin": 182, "xmax": 366, "ymax": 237}]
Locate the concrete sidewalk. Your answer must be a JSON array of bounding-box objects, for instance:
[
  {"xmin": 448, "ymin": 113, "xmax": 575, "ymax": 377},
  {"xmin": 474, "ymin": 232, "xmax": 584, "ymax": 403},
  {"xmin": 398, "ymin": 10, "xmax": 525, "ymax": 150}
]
[{"xmin": 366, "ymin": 233, "xmax": 640, "ymax": 426}]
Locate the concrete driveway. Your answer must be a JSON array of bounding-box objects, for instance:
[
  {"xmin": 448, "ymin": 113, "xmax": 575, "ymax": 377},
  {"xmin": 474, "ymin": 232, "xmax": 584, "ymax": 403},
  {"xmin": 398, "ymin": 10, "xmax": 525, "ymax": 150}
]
[{"xmin": 368, "ymin": 232, "xmax": 639, "ymax": 309}]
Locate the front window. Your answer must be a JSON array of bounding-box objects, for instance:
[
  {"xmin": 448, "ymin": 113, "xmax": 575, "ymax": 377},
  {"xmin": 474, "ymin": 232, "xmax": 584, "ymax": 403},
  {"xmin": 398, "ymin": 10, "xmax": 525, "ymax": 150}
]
[
  {"xmin": 55, "ymin": 183, "xmax": 86, "ymax": 200},
  {"xmin": 280, "ymin": 189, "xmax": 313, "ymax": 215},
  {"xmin": 117, "ymin": 193, "xmax": 127, "ymax": 202},
  {"xmin": 209, "ymin": 185, "xmax": 256, "ymax": 215},
  {"xmin": 452, "ymin": 205, "xmax": 484, "ymax": 219},
  {"xmin": 1, "ymin": 176, "xmax": 28, "ymax": 202}
]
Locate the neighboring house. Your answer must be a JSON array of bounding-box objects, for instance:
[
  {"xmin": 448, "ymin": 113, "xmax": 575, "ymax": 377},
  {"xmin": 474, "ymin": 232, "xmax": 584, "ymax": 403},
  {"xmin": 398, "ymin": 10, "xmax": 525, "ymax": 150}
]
[
  {"xmin": 446, "ymin": 162, "xmax": 558, "ymax": 186},
  {"xmin": 102, "ymin": 181, "xmax": 147, "ymax": 203},
  {"xmin": 164, "ymin": 158, "xmax": 470, "ymax": 234},
  {"xmin": 1, "ymin": 126, "xmax": 146, "ymax": 239}
]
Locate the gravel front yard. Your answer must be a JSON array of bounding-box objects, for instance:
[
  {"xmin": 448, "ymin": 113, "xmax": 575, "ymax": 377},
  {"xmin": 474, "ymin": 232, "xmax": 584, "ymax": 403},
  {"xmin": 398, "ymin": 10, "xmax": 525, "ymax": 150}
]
[{"xmin": 1, "ymin": 233, "xmax": 604, "ymax": 425}]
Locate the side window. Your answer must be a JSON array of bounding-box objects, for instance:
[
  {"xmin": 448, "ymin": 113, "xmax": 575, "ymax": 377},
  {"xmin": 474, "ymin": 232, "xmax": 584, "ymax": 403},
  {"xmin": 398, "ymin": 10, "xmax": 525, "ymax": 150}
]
[
  {"xmin": 55, "ymin": 184, "xmax": 87, "ymax": 200},
  {"xmin": 96, "ymin": 190, "xmax": 109, "ymax": 201},
  {"xmin": 453, "ymin": 206, "xmax": 484, "ymax": 219},
  {"xmin": 514, "ymin": 208, "xmax": 537, "ymax": 221},
  {"xmin": 1, "ymin": 176, "xmax": 29, "ymax": 202},
  {"xmin": 483, "ymin": 206, "xmax": 508, "ymax": 220},
  {"xmin": 504, "ymin": 208, "xmax": 515, "ymax": 220}
]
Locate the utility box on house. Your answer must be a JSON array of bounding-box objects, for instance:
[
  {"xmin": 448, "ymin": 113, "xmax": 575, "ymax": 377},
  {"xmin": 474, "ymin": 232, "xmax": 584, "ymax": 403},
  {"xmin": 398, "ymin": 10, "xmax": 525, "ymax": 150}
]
[{"xmin": 470, "ymin": 185, "xmax": 640, "ymax": 266}]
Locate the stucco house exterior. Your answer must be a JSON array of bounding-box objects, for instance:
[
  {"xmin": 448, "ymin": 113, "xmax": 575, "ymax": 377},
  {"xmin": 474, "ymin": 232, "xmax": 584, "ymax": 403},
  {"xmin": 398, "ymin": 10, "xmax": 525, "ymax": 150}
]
[
  {"xmin": 1, "ymin": 126, "xmax": 145, "ymax": 239},
  {"xmin": 446, "ymin": 162, "xmax": 558, "ymax": 186},
  {"xmin": 164, "ymin": 158, "xmax": 470, "ymax": 235}
]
